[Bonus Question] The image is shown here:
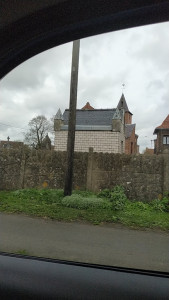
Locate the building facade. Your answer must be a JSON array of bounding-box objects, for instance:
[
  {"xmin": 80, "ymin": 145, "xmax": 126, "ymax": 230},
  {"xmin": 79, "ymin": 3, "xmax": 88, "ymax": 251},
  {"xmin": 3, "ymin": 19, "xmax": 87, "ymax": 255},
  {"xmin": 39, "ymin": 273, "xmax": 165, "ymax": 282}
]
[{"xmin": 154, "ymin": 115, "xmax": 169, "ymax": 154}]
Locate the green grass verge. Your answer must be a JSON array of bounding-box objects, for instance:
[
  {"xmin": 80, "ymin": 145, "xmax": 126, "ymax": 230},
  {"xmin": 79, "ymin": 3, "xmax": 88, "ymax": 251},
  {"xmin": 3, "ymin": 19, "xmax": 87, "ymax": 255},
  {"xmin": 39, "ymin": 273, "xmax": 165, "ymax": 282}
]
[{"xmin": 0, "ymin": 189, "xmax": 168, "ymax": 230}]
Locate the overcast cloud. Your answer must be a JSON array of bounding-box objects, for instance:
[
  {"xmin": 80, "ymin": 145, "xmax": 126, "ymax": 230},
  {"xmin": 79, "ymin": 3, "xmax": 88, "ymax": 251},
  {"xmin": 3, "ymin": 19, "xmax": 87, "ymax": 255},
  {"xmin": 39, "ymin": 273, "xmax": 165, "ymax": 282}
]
[{"xmin": 0, "ymin": 21, "xmax": 169, "ymax": 152}]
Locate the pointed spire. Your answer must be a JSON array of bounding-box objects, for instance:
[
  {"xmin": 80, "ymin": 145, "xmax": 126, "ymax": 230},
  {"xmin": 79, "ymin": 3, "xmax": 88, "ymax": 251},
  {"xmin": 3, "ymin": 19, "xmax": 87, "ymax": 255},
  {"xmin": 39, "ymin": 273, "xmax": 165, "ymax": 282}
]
[
  {"xmin": 112, "ymin": 108, "xmax": 121, "ymax": 120},
  {"xmin": 55, "ymin": 108, "xmax": 63, "ymax": 120},
  {"xmin": 117, "ymin": 93, "xmax": 129, "ymax": 112}
]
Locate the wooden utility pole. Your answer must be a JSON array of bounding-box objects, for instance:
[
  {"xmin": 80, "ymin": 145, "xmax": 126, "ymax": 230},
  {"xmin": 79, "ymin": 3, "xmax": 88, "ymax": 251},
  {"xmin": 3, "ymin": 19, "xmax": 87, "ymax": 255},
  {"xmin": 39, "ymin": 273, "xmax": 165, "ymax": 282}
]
[{"xmin": 64, "ymin": 40, "xmax": 80, "ymax": 196}]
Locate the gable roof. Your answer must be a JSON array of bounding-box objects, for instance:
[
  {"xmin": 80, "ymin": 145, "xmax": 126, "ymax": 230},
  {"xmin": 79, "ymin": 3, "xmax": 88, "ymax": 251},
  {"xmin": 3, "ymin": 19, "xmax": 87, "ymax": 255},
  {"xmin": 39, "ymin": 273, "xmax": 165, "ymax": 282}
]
[
  {"xmin": 154, "ymin": 114, "xmax": 169, "ymax": 134},
  {"xmin": 81, "ymin": 102, "xmax": 94, "ymax": 110},
  {"xmin": 63, "ymin": 109, "xmax": 117, "ymax": 126},
  {"xmin": 117, "ymin": 93, "xmax": 132, "ymax": 115},
  {"xmin": 125, "ymin": 124, "xmax": 135, "ymax": 138}
]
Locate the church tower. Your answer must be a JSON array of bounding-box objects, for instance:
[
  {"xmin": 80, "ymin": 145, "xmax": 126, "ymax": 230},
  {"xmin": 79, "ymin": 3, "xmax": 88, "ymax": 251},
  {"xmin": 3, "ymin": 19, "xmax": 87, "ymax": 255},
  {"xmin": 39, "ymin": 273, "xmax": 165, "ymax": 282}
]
[{"xmin": 117, "ymin": 93, "xmax": 132, "ymax": 125}]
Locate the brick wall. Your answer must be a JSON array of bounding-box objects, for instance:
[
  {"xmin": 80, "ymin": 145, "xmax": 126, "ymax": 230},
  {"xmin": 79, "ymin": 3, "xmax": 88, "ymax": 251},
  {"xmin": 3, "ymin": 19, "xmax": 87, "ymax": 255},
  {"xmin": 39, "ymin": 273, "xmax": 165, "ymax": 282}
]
[
  {"xmin": 54, "ymin": 131, "xmax": 125, "ymax": 153},
  {"xmin": 125, "ymin": 112, "xmax": 132, "ymax": 124},
  {"xmin": 155, "ymin": 129, "xmax": 169, "ymax": 154},
  {"xmin": 125, "ymin": 127, "xmax": 138, "ymax": 154}
]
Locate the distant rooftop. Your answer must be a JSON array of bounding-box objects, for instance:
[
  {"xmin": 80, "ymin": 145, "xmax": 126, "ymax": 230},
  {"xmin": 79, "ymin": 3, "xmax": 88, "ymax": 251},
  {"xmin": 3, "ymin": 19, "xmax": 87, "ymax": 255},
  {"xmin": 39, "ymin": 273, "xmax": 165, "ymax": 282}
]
[
  {"xmin": 81, "ymin": 102, "xmax": 94, "ymax": 110},
  {"xmin": 0, "ymin": 140, "xmax": 23, "ymax": 149},
  {"xmin": 154, "ymin": 114, "xmax": 169, "ymax": 134}
]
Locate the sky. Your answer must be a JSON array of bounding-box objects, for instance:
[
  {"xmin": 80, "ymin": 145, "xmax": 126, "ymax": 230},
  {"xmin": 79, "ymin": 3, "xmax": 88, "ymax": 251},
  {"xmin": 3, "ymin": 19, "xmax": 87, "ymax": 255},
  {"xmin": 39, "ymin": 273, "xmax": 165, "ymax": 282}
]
[{"xmin": 0, "ymin": 21, "xmax": 169, "ymax": 152}]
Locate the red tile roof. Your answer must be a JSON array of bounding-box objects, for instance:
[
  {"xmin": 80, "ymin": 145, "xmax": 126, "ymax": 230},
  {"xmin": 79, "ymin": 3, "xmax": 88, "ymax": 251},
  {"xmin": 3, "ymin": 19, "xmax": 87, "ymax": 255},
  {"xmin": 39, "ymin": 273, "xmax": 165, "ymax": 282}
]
[
  {"xmin": 81, "ymin": 102, "xmax": 94, "ymax": 110},
  {"xmin": 156, "ymin": 114, "xmax": 169, "ymax": 130}
]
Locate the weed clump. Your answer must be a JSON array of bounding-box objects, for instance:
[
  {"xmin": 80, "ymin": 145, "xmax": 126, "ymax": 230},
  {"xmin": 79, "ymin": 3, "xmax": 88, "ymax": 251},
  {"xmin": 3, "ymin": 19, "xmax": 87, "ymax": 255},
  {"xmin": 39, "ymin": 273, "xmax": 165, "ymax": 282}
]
[
  {"xmin": 98, "ymin": 185, "xmax": 128, "ymax": 210},
  {"xmin": 62, "ymin": 194, "xmax": 111, "ymax": 210},
  {"xmin": 151, "ymin": 196, "xmax": 169, "ymax": 212}
]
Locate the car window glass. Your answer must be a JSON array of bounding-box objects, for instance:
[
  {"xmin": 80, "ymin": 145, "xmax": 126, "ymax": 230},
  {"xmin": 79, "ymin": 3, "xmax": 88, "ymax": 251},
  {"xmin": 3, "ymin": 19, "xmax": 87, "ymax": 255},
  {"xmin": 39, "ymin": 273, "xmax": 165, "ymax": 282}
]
[{"xmin": 0, "ymin": 21, "xmax": 169, "ymax": 272}]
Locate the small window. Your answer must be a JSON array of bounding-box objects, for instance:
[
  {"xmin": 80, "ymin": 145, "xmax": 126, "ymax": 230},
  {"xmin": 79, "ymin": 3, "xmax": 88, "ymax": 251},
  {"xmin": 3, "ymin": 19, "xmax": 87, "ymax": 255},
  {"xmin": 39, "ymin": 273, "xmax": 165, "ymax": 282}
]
[
  {"xmin": 121, "ymin": 141, "xmax": 123, "ymax": 153},
  {"xmin": 163, "ymin": 136, "xmax": 169, "ymax": 144}
]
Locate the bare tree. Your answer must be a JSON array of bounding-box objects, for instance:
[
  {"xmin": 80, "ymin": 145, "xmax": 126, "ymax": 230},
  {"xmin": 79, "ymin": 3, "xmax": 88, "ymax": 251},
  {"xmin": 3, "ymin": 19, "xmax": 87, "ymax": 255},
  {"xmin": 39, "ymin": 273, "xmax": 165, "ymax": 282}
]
[{"xmin": 24, "ymin": 115, "xmax": 52, "ymax": 149}]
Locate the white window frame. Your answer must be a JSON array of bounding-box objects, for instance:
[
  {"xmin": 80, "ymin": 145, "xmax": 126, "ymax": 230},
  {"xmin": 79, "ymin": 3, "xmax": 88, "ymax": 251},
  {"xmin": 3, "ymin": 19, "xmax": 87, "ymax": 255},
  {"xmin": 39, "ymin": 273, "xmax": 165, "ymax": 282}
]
[{"xmin": 163, "ymin": 136, "xmax": 169, "ymax": 145}]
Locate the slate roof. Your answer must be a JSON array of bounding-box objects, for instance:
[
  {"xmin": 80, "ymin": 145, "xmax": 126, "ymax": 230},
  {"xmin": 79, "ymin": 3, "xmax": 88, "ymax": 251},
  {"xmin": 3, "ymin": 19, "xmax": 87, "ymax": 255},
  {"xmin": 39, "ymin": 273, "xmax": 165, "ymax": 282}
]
[
  {"xmin": 125, "ymin": 124, "xmax": 135, "ymax": 138},
  {"xmin": 117, "ymin": 93, "xmax": 132, "ymax": 115},
  {"xmin": 154, "ymin": 114, "xmax": 169, "ymax": 134},
  {"xmin": 63, "ymin": 109, "xmax": 117, "ymax": 126},
  {"xmin": 61, "ymin": 125, "xmax": 112, "ymax": 131}
]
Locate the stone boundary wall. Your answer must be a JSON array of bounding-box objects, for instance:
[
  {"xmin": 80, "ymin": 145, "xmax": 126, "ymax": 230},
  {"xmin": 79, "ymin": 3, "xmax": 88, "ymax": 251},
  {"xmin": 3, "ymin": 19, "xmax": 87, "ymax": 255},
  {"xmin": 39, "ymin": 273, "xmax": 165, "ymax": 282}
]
[
  {"xmin": 0, "ymin": 148, "xmax": 169, "ymax": 201},
  {"xmin": 87, "ymin": 149, "xmax": 165, "ymax": 201},
  {"xmin": 0, "ymin": 149, "xmax": 88, "ymax": 191}
]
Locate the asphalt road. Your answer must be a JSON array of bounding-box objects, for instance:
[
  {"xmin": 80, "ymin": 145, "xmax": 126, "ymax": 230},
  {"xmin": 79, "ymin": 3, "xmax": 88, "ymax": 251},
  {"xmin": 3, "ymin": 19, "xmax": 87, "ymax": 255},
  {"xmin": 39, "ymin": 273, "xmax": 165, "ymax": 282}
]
[{"xmin": 0, "ymin": 213, "xmax": 169, "ymax": 272}]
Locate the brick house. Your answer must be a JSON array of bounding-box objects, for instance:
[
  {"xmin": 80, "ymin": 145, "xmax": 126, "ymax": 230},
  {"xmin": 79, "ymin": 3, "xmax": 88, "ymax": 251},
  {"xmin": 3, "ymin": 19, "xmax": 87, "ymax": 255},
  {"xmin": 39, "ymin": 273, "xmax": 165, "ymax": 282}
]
[
  {"xmin": 143, "ymin": 148, "xmax": 154, "ymax": 155},
  {"xmin": 54, "ymin": 94, "xmax": 138, "ymax": 154},
  {"xmin": 153, "ymin": 114, "xmax": 169, "ymax": 154}
]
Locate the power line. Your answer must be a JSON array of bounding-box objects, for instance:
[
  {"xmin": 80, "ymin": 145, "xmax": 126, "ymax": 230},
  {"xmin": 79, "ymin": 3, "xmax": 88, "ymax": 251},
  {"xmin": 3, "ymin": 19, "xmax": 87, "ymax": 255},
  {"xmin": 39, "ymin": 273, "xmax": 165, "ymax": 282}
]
[{"xmin": 0, "ymin": 122, "xmax": 27, "ymax": 130}]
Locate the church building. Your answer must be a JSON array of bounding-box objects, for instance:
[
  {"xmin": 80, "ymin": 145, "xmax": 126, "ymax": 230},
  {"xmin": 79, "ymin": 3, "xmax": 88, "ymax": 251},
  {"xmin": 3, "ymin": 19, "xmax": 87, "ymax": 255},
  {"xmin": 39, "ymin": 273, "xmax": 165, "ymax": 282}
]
[{"xmin": 54, "ymin": 94, "xmax": 139, "ymax": 154}]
